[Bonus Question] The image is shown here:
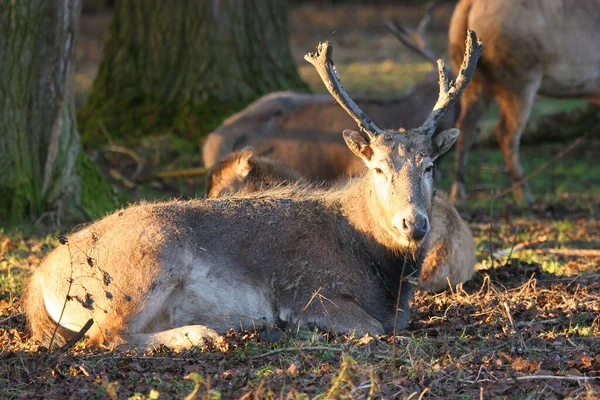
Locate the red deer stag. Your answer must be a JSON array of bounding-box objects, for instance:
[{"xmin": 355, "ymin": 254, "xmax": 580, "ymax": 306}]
[
  {"xmin": 202, "ymin": 7, "xmax": 457, "ymax": 181},
  {"xmin": 25, "ymin": 34, "xmax": 482, "ymax": 350},
  {"xmin": 206, "ymin": 148, "xmax": 476, "ymax": 293},
  {"xmin": 448, "ymin": 0, "xmax": 600, "ymax": 205}
]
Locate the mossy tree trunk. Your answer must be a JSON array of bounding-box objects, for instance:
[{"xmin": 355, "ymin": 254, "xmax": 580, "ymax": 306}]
[
  {"xmin": 79, "ymin": 0, "xmax": 309, "ymax": 145},
  {"xmin": 0, "ymin": 0, "xmax": 115, "ymax": 225}
]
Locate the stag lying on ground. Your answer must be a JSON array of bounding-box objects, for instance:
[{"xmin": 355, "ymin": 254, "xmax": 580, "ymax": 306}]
[
  {"xmin": 25, "ymin": 34, "xmax": 482, "ymax": 350},
  {"xmin": 448, "ymin": 0, "xmax": 600, "ymax": 205},
  {"xmin": 202, "ymin": 7, "xmax": 457, "ymax": 181},
  {"xmin": 206, "ymin": 147, "xmax": 476, "ymax": 292}
]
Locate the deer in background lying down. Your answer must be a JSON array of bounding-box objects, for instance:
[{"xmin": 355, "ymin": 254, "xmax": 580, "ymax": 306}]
[
  {"xmin": 206, "ymin": 147, "xmax": 476, "ymax": 293},
  {"xmin": 25, "ymin": 33, "xmax": 482, "ymax": 350}
]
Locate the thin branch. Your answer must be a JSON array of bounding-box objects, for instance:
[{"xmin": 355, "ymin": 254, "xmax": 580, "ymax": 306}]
[
  {"xmin": 492, "ymin": 135, "xmax": 586, "ymax": 199},
  {"xmin": 535, "ymin": 248, "xmax": 600, "ymax": 258},
  {"xmin": 157, "ymin": 167, "xmax": 208, "ymax": 180},
  {"xmin": 250, "ymin": 345, "xmax": 344, "ymax": 360},
  {"xmin": 515, "ymin": 375, "xmax": 600, "ymax": 382},
  {"xmin": 54, "ymin": 318, "xmax": 94, "ymax": 355}
]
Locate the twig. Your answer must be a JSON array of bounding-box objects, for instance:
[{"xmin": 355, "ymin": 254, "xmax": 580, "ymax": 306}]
[
  {"xmin": 492, "ymin": 239, "xmax": 544, "ymax": 258},
  {"xmin": 488, "ymin": 192, "xmax": 496, "ymax": 280},
  {"xmin": 392, "ymin": 254, "xmax": 410, "ymax": 373},
  {"xmin": 503, "ymin": 301, "xmax": 526, "ymax": 350},
  {"xmin": 0, "ymin": 312, "xmax": 24, "ymax": 325},
  {"xmin": 103, "ymin": 144, "xmax": 145, "ymax": 180},
  {"xmin": 54, "ymin": 318, "xmax": 94, "ymax": 355},
  {"xmin": 157, "ymin": 167, "xmax": 208, "ymax": 180},
  {"xmin": 415, "ymin": 318, "xmax": 562, "ymax": 333},
  {"xmin": 49, "ymin": 242, "xmax": 74, "ymax": 351},
  {"xmin": 250, "ymin": 345, "xmax": 344, "ymax": 360},
  {"xmin": 507, "ymin": 225, "xmax": 520, "ymax": 260},
  {"xmin": 515, "ymin": 375, "xmax": 599, "ymax": 382},
  {"xmin": 535, "ymin": 248, "xmax": 600, "ymax": 258},
  {"xmin": 492, "ymin": 135, "xmax": 587, "ymax": 199}
]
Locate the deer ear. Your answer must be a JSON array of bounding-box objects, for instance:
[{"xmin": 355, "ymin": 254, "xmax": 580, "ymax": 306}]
[
  {"xmin": 431, "ymin": 128, "xmax": 459, "ymax": 160},
  {"xmin": 236, "ymin": 147, "xmax": 255, "ymax": 177},
  {"xmin": 343, "ymin": 130, "xmax": 374, "ymax": 162}
]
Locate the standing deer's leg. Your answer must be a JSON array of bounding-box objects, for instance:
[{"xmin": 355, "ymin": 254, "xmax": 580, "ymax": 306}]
[
  {"xmin": 450, "ymin": 80, "xmax": 493, "ymax": 204},
  {"xmin": 493, "ymin": 77, "xmax": 541, "ymax": 205}
]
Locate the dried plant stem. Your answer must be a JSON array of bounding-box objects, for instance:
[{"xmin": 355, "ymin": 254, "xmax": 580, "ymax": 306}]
[
  {"xmin": 250, "ymin": 346, "xmax": 344, "ymax": 360},
  {"xmin": 515, "ymin": 375, "xmax": 599, "ymax": 382},
  {"xmin": 48, "ymin": 242, "xmax": 74, "ymax": 351},
  {"xmin": 492, "ymin": 135, "xmax": 586, "ymax": 199},
  {"xmin": 55, "ymin": 318, "xmax": 93, "ymax": 355},
  {"xmin": 392, "ymin": 255, "xmax": 409, "ymax": 372}
]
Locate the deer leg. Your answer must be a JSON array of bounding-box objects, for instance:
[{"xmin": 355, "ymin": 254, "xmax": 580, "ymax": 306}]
[
  {"xmin": 450, "ymin": 81, "xmax": 493, "ymax": 204},
  {"xmin": 297, "ymin": 297, "xmax": 385, "ymax": 336},
  {"xmin": 494, "ymin": 77, "xmax": 541, "ymax": 205},
  {"xmin": 126, "ymin": 325, "xmax": 219, "ymax": 351}
]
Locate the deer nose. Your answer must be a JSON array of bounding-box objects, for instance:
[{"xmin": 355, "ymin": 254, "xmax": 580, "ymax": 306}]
[{"xmin": 394, "ymin": 213, "xmax": 429, "ymax": 241}]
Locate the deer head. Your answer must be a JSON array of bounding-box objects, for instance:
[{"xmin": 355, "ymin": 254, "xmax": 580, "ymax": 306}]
[{"xmin": 304, "ymin": 31, "xmax": 482, "ymax": 245}]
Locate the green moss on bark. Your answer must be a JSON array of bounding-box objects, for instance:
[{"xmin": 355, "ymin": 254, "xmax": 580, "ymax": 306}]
[
  {"xmin": 78, "ymin": 0, "xmax": 309, "ymax": 146},
  {"xmin": 77, "ymin": 151, "xmax": 117, "ymax": 220}
]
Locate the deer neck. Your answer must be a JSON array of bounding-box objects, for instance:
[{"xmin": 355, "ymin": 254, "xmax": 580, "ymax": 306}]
[{"xmin": 337, "ymin": 175, "xmax": 425, "ymax": 295}]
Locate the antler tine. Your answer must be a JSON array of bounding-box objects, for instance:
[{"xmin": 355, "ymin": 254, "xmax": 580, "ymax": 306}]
[
  {"xmin": 416, "ymin": 0, "xmax": 441, "ymax": 36},
  {"xmin": 304, "ymin": 41, "xmax": 384, "ymax": 140},
  {"xmin": 385, "ymin": 19, "xmax": 438, "ymax": 66},
  {"xmin": 419, "ymin": 30, "xmax": 483, "ymax": 136}
]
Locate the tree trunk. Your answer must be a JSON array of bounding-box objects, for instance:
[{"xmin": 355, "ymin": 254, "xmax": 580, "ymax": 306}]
[
  {"xmin": 0, "ymin": 0, "xmax": 115, "ymax": 225},
  {"xmin": 78, "ymin": 0, "xmax": 309, "ymax": 146}
]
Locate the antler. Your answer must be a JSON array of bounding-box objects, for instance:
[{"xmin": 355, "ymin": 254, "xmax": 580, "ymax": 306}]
[
  {"xmin": 419, "ymin": 30, "xmax": 483, "ymax": 136},
  {"xmin": 385, "ymin": 0, "xmax": 440, "ymax": 66},
  {"xmin": 304, "ymin": 41, "xmax": 384, "ymax": 141}
]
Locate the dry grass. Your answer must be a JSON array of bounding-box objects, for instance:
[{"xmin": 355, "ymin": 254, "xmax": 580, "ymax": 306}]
[{"xmin": 2, "ymin": 198, "xmax": 599, "ymax": 399}]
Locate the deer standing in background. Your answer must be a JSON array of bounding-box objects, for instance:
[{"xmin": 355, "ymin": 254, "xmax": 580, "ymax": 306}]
[
  {"xmin": 25, "ymin": 34, "xmax": 482, "ymax": 350},
  {"xmin": 206, "ymin": 147, "xmax": 476, "ymax": 293},
  {"xmin": 202, "ymin": 5, "xmax": 457, "ymax": 181},
  {"xmin": 448, "ymin": 0, "xmax": 600, "ymax": 205}
]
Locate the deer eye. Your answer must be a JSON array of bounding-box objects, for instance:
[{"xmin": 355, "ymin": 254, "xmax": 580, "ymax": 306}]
[{"xmin": 374, "ymin": 168, "xmax": 384, "ymax": 175}]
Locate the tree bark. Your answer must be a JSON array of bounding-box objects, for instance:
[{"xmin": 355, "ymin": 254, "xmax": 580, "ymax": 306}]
[
  {"xmin": 0, "ymin": 0, "xmax": 115, "ymax": 225},
  {"xmin": 78, "ymin": 0, "xmax": 309, "ymax": 145}
]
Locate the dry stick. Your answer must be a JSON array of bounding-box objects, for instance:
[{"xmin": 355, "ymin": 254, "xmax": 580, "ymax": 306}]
[
  {"xmin": 488, "ymin": 192, "xmax": 497, "ymax": 281},
  {"xmin": 503, "ymin": 301, "xmax": 526, "ymax": 350},
  {"xmin": 157, "ymin": 167, "xmax": 208, "ymax": 180},
  {"xmin": 492, "ymin": 239, "xmax": 545, "ymax": 259},
  {"xmin": 392, "ymin": 254, "xmax": 410, "ymax": 373},
  {"xmin": 536, "ymin": 248, "xmax": 600, "ymax": 257},
  {"xmin": 515, "ymin": 375, "xmax": 600, "ymax": 382},
  {"xmin": 250, "ymin": 346, "xmax": 344, "ymax": 360},
  {"xmin": 507, "ymin": 225, "xmax": 520, "ymax": 260},
  {"xmin": 492, "ymin": 135, "xmax": 587, "ymax": 199},
  {"xmin": 54, "ymin": 318, "xmax": 94, "ymax": 355},
  {"xmin": 103, "ymin": 144, "xmax": 144, "ymax": 180},
  {"xmin": 48, "ymin": 242, "xmax": 74, "ymax": 351},
  {"xmin": 415, "ymin": 318, "xmax": 561, "ymax": 333}
]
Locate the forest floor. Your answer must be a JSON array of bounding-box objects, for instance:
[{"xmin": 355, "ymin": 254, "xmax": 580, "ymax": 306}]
[{"xmin": 2, "ymin": 3, "xmax": 600, "ymax": 399}]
